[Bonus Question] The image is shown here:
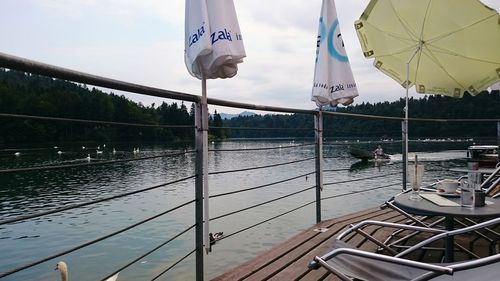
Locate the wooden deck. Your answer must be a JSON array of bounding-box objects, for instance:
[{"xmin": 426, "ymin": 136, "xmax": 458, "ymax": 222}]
[
  {"xmin": 212, "ymin": 207, "xmax": 499, "ymax": 281},
  {"xmin": 212, "ymin": 207, "xmax": 403, "ymax": 281}
]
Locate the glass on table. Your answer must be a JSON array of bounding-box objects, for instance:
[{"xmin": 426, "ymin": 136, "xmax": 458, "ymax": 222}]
[
  {"xmin": 460, "ymin": 178, "xmax": 474, "ymax": 208},
  {"xmin": 408, "ymin": 164, "xmax": 424, "ymax": 200},
  {"xmin": 461, "ymin": 171, "xmax": 480, "ymax": 209}
]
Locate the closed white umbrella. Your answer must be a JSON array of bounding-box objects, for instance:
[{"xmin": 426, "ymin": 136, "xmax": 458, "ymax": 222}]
[
  {"xmin": 312, "ymin": 0, "xmax": 359, "ymax": 107},
  {"xmin": 185, "ymin": 0, "xmax": 245, "ymax": 254},
  {"xmin": 185, "ymin": 0, "xmax": 245, "ymax": 79}
]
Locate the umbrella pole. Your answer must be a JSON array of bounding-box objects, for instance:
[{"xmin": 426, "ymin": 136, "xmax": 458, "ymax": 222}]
[
  {"xmin": 404, "ymin": 44, "xmax": 421, "ymax": 190},
  {"xmin": 202, "ymin": 77, "xmax": 210, "ymax": 255},
  {"xmin": 404, "ymin": 62, "xmax": 409, "ymax": 191}
]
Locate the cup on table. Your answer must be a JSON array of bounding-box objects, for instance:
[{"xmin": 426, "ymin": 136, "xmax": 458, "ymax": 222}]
[
  {"xmin": 440, "ymin": 179, "xmax": 458, "ymax": 193},
  {"xmin": 475, "ymin": 190, "xmax": 486, "ymax": 207}
]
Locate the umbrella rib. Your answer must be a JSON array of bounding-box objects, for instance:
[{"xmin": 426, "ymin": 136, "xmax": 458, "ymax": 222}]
[
  {"xmin": 413, "ymin": 0, "xmax": 433, "ymax": 85},
  {"xmin": 418, "ymin": 0, "xmax": 433, "ymax": 41},
  {"xmin": 427, "ymin": 13, "xmax": 497, "ymax": 44},
  {"xmin": 388, "ymin": 0, "xmax": 419, "ymax": 41},
  {"xmin": 427, "ymin": 44, "xmax": 500, "ymax": 65},
  {"xmin": 374, "ymin": 44, "xmax": 420, "ymax": 58},
  {"xmin": 419, "ymin": 45, "xmax": 466, "ymax": 89},
  {"xmin": 414, "ymin": 46, "xmax": 424, "ymax": 86},
  {"xmin": 363, "ymin": 21, "xmax": 418, "ymax": 44}
]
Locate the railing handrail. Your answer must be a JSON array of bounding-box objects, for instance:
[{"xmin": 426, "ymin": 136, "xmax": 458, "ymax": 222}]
[{"xmin": 2, "ymin": 51, "xmax": 498, "ymax": 122}]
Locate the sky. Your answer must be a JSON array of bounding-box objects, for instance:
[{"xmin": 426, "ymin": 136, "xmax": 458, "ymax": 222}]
[{"xmin": 1, "ymin": 0, "xmax": 499, "ymax": 114}]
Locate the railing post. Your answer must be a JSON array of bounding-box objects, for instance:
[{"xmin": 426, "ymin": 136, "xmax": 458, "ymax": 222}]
[
  {"xmin": 497, "ymin": 121, "xmax": 500, "ymax": 163},
  {"xmin": 314, "ymin": 111, "xmax": 323, "ymax": 223},
  {"xmin": 194, "ymin": 100, "xmax": 205, "ymax": 281},
  {"xmin": 402, "ymin": 121, "xmax": 407, "ymax": 191}
]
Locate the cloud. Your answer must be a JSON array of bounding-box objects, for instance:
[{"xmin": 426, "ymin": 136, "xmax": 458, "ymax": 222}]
[{"xmin": 1, "ymin": 0, "xmax": 497, "ymax": 115}]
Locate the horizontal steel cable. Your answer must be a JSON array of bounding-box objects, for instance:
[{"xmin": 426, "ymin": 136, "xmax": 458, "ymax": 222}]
[
  {"xmin": 216, "ymin": 183, "xmax": 400, "ymax": 245},
  {"xmin": 210, "ymin": 171, "xmax": 316, "ymax": 198},
  {"xmin": 322, "ymin": 172, "xmax": 401, "ymax": 186},
  {"xmin": 0, "ymin": 112, "xmax": 193, "ymax": 128},
  {"xmin": 321, "ymin": 182, "xmax": 401, "ymax": 201},
  {"xmin": 210, "ymin": 126, "xmax": 312, "ymax": 131},
  {"xmin": 322, "ymin": 110, "xmax": 500, "ymax": 122},
  {"xmin": 210, "ymin": 186, "xmax": 315, "ymax": 221},
  {"xmin": 323, "ymin": 141, "xmax": 399, "ymax": 146},
  {"xmin": 322, "ymin": 168, "xmax": 351, "ymax": 172},
  {"xmin": 0, "ymin": 150, "xmax": 195, "ymax": 174},
  {"xmin": 209, "ymin": 157, "xmax": 315, "ymax": 175},
  {"xmin": 151, "ymin": 249, "xmax": 196, "ymax": 281},
  {"xmin": 219, "ymin": 200, "xmax": 316, "ymax": 242},
  {"xmin": 323, "ymin": 156, "xmax": 342, "ymax": 159},
  {"xmin": 0, "ymin": 199, "xmax": 195, "ymax": 279},
  {"xmin": 0, "ymin": 175, "xmax": 195, "ymax": 225},
  {"xmin": 100, "ymin": 224, "xmax": 196, "ymax": 281},
  {"xmin": 209, "ymin": 142, "xmax": 315, "ymax": 152}
]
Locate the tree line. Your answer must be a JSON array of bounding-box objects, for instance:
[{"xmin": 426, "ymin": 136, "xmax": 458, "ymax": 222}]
[
  {"xmin": 0, "ymin": 69, "xmax": 227, "ymax": 144},
  {"xmin": 0, "ymin": 68, "xmax": 498, "ymax": 144},
  {"xmin": 225, "ymin": 92, "xmax": 499, "ymax": 139}
]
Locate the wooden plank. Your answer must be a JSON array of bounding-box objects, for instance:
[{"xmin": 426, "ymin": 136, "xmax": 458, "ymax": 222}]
[
  {"xmin": 279, "ymin": 212, "xmax": 407, "ymax": 281},
  {"xmin": 246, "ymin": 210, "xmax": 398, "ymax": 280},
  {"xmin": 248, "ymin": 209, "xmax": 397, "ymax": 281},
  {"xmin": 211, "ymin": 208, "xmax": 386, "ymax": 281}
]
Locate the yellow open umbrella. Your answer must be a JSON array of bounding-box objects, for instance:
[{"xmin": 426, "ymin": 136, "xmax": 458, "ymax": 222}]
[
  {"xmin": 355, "ymin": 0, "xmax": 500, "ymax": 187},
  {"xmin": 355, "ymin": 0, "xmax": 499, "ymax": 97}
]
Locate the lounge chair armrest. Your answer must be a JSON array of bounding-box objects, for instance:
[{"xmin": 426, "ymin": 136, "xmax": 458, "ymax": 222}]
[
  {"xmin": 337, "ymin": 219, "xmax": 444, "ymax": 240},
  {"xmin": 309, "ymin": 248, "xmax": 453, "ymax": 275}
]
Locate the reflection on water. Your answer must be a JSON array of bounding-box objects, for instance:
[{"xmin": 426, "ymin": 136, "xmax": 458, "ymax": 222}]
[{"xmin": 0, "ymin": 140, "xmax": 474, "ymax": 280}]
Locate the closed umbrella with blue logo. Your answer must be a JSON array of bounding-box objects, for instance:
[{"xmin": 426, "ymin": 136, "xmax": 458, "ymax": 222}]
[
  {"xmin": 184, "ymin": 0, "xmax": 245, "ymax": 255},
  {"xmin": 312, "ymin": 0, "xmax": 359, "ymax": 107}
]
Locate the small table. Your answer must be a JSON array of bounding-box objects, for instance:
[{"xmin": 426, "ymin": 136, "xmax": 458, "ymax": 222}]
[{"xmin": 393, "ymin": 192, "xmax": 500, "ymax": 262}]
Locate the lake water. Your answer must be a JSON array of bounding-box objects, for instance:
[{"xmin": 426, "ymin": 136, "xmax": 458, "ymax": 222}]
[{"xmin": 0, "ymin": 139, "xmax": 477, "ymax": 280}]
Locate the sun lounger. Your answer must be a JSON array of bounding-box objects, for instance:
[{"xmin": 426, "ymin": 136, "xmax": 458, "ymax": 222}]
[{"xmin": 309, "ymin": 217, "xmax": 500, "ymax": 281}]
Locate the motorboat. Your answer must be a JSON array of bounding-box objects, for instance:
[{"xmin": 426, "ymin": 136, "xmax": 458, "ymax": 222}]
[
  {"xmin": 467, "ymin": 145, "xmax": 499, "ymax": 168},
  {"xmin": 349, "ymin": 146, "xmax": 390, "ymax": 161}
]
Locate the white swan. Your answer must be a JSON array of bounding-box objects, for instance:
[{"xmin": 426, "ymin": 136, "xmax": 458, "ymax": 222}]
[
  {"xmin": 57, "ymin": 151, "xmax": 63, "ymax": 155},
  {"xmin": 55, "ymin": 261, "xmax": 119, "ymax": 281},
  {"xmin": 14, "ymin": 152, "xmax": 21, "ymax": 156},
  {"xmin": 86, "ymin": 154, "xmax": 91, "ymax": 162}
]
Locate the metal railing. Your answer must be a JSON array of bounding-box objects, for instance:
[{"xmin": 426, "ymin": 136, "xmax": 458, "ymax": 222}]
[{"xmin": 0, "ymin": 52, "xmax": 499, "ymax": 281}]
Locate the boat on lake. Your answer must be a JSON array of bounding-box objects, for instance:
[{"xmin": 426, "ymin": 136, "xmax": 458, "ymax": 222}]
[
  {"xmin": 467, "ymin": 145, "xmax": 499, "ymax": 168},
  {"xmin": 349, "ymin": 146, "xmax": 390, "ymax": 161}
]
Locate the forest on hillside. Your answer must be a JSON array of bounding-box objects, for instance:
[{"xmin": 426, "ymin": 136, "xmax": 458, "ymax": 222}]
[
  {"xmin": 226, "ymin": 91, "xmax": 500, "ymax": 139},
  {"xmin": 0, "ymin": 68, "xmax": 498, "ymax": 144},
  {"xmin": 0, "ymin": 69, "xmax": 223, "ymax": 144}
]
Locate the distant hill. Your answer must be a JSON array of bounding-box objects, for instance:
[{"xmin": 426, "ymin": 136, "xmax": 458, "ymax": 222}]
[{"xmin": 219, "ymin": 111, "xmax": 256, "ymax": 120}]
